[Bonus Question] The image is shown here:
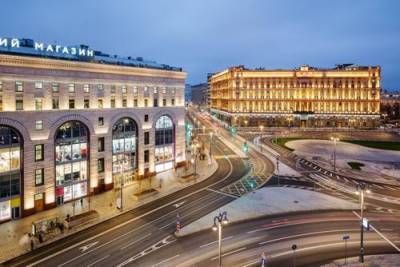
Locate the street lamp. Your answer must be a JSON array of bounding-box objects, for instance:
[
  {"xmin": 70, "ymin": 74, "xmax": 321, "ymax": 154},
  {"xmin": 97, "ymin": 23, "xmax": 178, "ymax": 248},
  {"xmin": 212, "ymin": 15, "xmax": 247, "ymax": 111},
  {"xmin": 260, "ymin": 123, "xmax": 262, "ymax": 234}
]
[
  {"xmin": 244, "ymin": 119, "xmax": 248, "ymax": 128},
  {"xmin": 118, "ymin": 158, "xmax": 128, "ymax": 212},
  {"xmin": 212, "ymin": 211, "xmax": 229, "ymax": 267},
  {"xmin": 355, "ymin": 183, "xmax": 371, "ymax": 263},
  {"xmin": 342, "ymin": 234, "xmax": 350, "ymax": 265},
  {"xmin": 209, "ymin": 131, "xmax": 214, "ymax": 159},
  {"xmin": 330, "ymin": 137, "xmax": 339, "ymax": 172},
  {"xmin": 259, "ymin": 125, "xmax": 264, "ymax": 152}
]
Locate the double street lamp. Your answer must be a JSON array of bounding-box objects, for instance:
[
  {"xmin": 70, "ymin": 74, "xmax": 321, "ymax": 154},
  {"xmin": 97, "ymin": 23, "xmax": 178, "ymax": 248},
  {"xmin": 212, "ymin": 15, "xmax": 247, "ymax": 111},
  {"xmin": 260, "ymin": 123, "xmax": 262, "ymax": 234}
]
[
  {"xmin": 117, "ymin": 158, "xmax": 128, "ymax": 212},
  {"xmin": 212, "ymin": 211, "xmax": 229, "ymax": 267},
  {"xmin": 209, "ymin": 131, "xmax": 214, "ymax": 159},
  {"xmin": 330, "ymin": 137, "xmax": 339, "ymax": 172},
  {"xmin": 355, "ymin": 183, "xmax": 371, "ymax": 263}
]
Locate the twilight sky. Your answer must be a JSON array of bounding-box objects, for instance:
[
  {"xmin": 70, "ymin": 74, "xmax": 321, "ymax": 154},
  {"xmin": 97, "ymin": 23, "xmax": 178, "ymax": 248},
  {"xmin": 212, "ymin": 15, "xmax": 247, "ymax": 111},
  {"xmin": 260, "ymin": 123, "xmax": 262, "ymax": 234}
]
[{"xmin": 1, "ymin": 0, "xmax": 399, "ymax": 89}]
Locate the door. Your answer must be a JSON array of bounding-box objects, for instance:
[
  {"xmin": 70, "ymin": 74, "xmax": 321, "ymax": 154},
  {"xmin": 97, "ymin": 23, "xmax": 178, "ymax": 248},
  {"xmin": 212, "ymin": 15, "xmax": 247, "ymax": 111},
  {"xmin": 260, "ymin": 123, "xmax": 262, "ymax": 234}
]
[{"xmin": 34, "ymin": 193, "xmax": 45, "ymax": 212}]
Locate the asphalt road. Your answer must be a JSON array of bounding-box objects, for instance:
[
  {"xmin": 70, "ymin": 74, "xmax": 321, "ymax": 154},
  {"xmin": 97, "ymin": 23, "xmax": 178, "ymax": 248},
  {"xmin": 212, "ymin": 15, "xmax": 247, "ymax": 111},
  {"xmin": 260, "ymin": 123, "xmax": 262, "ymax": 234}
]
[
  {"xmin": 123, "ymin": 210, "xmax": 400, "ymax": 267},
  {"xmin": 5, "ymin": 112, "xmax": 274, "ymax": 267}
]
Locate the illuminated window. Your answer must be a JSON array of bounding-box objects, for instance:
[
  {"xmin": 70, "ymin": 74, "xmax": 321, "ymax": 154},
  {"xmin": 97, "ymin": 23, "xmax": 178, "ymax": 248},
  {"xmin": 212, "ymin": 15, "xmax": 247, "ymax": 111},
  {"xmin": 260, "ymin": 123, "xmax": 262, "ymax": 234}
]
[
  {"xmin": 35, "ymin": 169, "xmax": 44, "ymax": 186},
  {"xmin": 98, "ymin": 99, "xmax": 103, "ymax": 109},
  {"xmin": 16, "ymin": 99, "xmax": 23, "ymax": 110},
  {"xmin": 35, "ymin": 82, "xmax": 43, "ymax": 89},
  {"xmin": 121, "ymin": 85, "xmax": 127, "ymax": 94},
  {"xmin": 15, "ymin": 81, "xmax": 23, "ymax": 92},
  {"xmin": 35, "ymin": 98, "xmax": 43, "ymax": 110},
  {"xmin": 68, "ymin": 84, "xmax": 75, "ymax": 93},
  {"xmin": 52, "ymin": 83, "xmax": 59, "ymax": 92},
  {"xmin": 35, "ymin": 144, "xmax": 44, "ymax": 162},
  {"xmin": 35, "ymin": 120, "xmax": 43, "ymax": 130},
  {"xmin": 98, "ymin": 158, "xmax": 105, "ymax": 173},
  {"xmin": 83, "ymin": 84, "xmax": 90, "ymax": 93},
  {"xmin": 111, "ymin": 97, "xmax": 116, "ymax": 108}
]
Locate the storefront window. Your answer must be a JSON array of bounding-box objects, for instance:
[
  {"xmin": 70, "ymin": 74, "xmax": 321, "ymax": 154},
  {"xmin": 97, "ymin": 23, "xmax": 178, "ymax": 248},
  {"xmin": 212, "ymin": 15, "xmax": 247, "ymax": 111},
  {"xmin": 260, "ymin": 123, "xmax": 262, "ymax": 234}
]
[
  {"xmin": 55, "ymin": 121, "xmax": 88, "ymax": 205},
  {"xmin": 154, "ymin": 115, "xmax": 175, "ymax": 172},
  {"xmin": 112, "ymin": 118, "xmax": 138, "ymax": 185}
]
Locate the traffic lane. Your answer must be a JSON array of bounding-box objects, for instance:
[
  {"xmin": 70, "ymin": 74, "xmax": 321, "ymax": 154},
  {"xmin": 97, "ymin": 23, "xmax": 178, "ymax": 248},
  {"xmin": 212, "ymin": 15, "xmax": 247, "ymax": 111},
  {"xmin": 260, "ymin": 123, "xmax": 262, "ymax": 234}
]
[
  {"xmin": 132, "ymin": 211, "xmax": 400, "ymax": 266},
  {"xmin": 33, "ymin": 188, "xmax": 234, "ymax": 267},
  {"xmin": 7, "ymin": 136, "xmax": 238, "ymax": 266}
]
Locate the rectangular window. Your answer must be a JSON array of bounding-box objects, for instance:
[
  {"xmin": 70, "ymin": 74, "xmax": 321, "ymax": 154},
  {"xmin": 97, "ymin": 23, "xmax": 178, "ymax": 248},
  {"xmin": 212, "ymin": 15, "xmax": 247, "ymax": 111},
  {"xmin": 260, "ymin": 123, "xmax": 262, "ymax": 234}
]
[
  {"xmin": 97, "ymin": 84, "xmax": 104, "ymax": 91},
  {"xmin": 16, "ymin": 99, "xmax": 23, "ymax": 110},
  {"xmin": 98, "ymin": 117, "xmax": 104, "ymax": 126},
  {"xmin": 0, "ymin": 81, "xmax": 2, "ymax": 91},
  {"xmin": 15, "ymin": 81, "xmax": 23, "ymax": 92},
  {"xmin": 52, "ymin": 97, "xmax": 59, "ymax": 109},
  {"xmin": 153, "ymin": 87, "xmax": 158, "ymax": 94},
  {"xmin": 153, "ymin": 99, "xmax": 158, "ymax": 107},
  {"xmin": 133, "ymin": 99, "xmax": 138, "ymax": 107},
  {"xmin": 0, "ymin": 99, "xmax": 2, "ymax": 111},
  {"xmin": 68, "ymin": 83, "xmax": 75, "ymax": 93},
  {"xmin": 171, "ymin": 98, "xmax": 175, "ymax": 106},
  {"xmin": 144, "ymin": 132, "xmax": 150, "ymax": 145},
  {"xmin": 98, "ymin": 137, "xmax": 105, "ymax": 152},
  {"xmin": 98, "ymin": 99, "xmax": 103, "ymax": 108},
  {"xmin": 122, "ymin": 98, "xmax": 127, "ymax": 107},
  {"xmin": 35, "ymin": 82, "xmax": 43, "ymax": 89},
  {"xmin": 111, "ymin": 85, "xmax": 116, "ymax": 94},
  {"xmin": 121, "ymin": 85, "xmax": 127, "ymax": 94},
  {"xmin": 52, "ymin": 83, "xmax": 59, "ymax": 92},
  {"xmin": 84, "ymin": 98, "xmax": 90, "ymax": 109},
  {"xmin": 144, "ymin": 114, "xmax": 149, "ymax": 122},
  {"xmin": 163, "ymin": 99, "xmax": 167, "ymax": 106},
  {"xmin": 110, "ymin": 97, "xmax": 116, "ymax": 108},
  {"xmin": 35, "ymin": 144, "xmax": 44, "ymax": 161},
  {"xmin": 144, "ymin": 150, "xmax": 149, "ymax": 163},
  {"xmin": 133, "ymin": 87, "xmax": 138, "ymax": 94},
  {"xmin": 83, "ymin": 84, "xmax": 90, "ymax": 93},
  {"xmin": 144, "ymin": 99, "xmax": 148, "ymax": 107},
  {"xmin": 35, "ymin": 168, "xmax": 44, "ymax": 186},
  {"xmin": 35, "ymin": 120, "xmax": 43, "ymax": 130},
  {"xmin": 35, "ymin": 98, "xmax": 43, "ymax": 110},
  {"xmin": 98, "ymin": 158, "xmax": 105, "ymax": 173},
  {"xmin": 69, "ymin": 99, "xmax": 75, "ymax": 109}
]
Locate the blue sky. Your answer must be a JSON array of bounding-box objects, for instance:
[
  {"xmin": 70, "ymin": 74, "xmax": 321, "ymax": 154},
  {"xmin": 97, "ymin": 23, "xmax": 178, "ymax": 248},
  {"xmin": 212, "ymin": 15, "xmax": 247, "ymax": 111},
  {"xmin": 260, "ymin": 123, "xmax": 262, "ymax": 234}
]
[{"xmin": 1, "ymin": 0, "xmax": 399, "ymax": 89}]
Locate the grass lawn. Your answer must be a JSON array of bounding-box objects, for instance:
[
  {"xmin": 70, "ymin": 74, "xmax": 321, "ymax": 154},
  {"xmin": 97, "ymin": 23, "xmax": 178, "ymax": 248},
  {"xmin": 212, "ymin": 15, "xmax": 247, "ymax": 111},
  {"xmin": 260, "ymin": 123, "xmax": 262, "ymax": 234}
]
[
  {"xmin": 347, "ymin": 161, "xmax": 365, "ymax": 170},
  {"xmin": 273, "ymin": 137, "xmax": 305, "ymax": 151},
  {"xmin": 343, "ymin": 140, "xmax": 400, "ymax": 151}
]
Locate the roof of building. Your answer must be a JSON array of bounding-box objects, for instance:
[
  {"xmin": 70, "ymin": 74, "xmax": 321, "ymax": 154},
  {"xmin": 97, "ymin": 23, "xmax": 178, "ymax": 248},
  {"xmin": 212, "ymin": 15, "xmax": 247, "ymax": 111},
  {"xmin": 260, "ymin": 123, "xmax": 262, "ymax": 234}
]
[{"xmin": 0, "ymin": 38, "xmax": 183, "ymax": 72}]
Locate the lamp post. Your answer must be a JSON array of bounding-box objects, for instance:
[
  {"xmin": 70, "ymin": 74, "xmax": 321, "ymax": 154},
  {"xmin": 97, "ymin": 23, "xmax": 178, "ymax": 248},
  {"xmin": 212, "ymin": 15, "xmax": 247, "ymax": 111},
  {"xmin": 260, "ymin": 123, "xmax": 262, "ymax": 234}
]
[
  {"xmin": 259, "ymin": 125, "xmax": 264, "ymax": 152},
  {"xmin": 355, "ymin": 183, "xmax": 370, "ymax": 263},
  {"xmin": 209, "ymin": 131, "xmax": 214, "ymax": 159},
  {"xmin": 118, "ymin": 158, "xmax": 128, "ymax": 212},
  {"xmin": 343, "ymin": 234, "xmax": 350, "ymax": 265},
  {"xmin": 212, "ymin": 211, "xmax": 229, "ymax": 267},
  {"xmin": 330, "ymin": 137, "xmax": 339, "ymax": 172}
]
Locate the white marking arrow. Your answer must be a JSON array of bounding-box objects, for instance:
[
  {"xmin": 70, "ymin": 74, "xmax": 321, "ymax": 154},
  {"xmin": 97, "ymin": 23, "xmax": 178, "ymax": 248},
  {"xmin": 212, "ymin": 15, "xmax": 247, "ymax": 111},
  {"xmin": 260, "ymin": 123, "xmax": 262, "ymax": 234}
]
[{"xmin": 79, "ymin": 241, "xmax": 99, "ymax": 252}]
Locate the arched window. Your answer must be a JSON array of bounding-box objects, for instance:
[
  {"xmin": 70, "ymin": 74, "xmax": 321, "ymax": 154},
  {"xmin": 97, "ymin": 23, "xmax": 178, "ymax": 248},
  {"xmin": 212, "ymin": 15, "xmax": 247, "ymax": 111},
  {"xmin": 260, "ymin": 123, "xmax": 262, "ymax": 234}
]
[
  {"xmin": 0, "ymin": 126, "xmax": 22, "ymax": 221},
  {"xmin": 154, "ymin": 115, "xmax": 175, "ymax": 172},
  {"xmin": 55, "ymin": 121, "xmax": 89, "ymax": 205},
  {"xmin": 112, "ymin": 118, "xmax": 138, "ymax": 186}
]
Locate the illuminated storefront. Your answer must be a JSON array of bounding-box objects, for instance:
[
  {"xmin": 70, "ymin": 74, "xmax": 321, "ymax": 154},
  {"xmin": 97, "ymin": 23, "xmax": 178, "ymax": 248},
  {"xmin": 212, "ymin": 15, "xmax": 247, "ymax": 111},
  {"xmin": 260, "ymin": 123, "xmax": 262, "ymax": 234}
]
[
  {"xmin": 0, "ymin": 126, "xmax": 22, "ymax": 221},
  {"xmin": 155, "ymin": 116, "xmax": 175, "ymax": 172},
  {"xmin": 55, "ymin": 121, "xmax": 88, "ymax": 205},
  {"xmin": 112, "ymin": 118, "xmax": 138, "ymax": 186}
]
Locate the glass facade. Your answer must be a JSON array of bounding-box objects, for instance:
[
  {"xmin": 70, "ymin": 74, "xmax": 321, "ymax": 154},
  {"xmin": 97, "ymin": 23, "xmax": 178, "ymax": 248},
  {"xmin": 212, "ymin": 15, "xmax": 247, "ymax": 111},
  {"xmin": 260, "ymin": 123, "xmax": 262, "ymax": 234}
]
[
  {"xmin": 55, "ymin": 121, "xmax": 88, "ymax": 205},
  {"xmin": 112, "ymin": 118, "xmax": 137, "ymax": 186},
  {"xmin": 154, "ymin": 116, "xmax": 175, "ymax": 172},
  {"xmin": 0, "ymin": 126, "xmax": 22, "ymax": 221}
]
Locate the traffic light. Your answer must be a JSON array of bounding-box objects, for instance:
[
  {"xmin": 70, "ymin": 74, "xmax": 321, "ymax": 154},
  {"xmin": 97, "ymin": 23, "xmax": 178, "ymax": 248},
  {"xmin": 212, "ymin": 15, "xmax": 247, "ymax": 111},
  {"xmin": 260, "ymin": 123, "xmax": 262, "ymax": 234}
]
[
  {"xmin": 230, "ymin": 126, "xmax": 237, "ymax": 137},
  {"xmin": 243, "ymin": 141, "xmax": 249, "ymax": 153}
]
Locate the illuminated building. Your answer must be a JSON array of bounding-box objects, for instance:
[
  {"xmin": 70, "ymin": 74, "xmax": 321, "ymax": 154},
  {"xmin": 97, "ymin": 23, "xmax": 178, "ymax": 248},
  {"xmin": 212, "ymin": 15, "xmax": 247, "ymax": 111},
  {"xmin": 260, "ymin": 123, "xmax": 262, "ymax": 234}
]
[
  {"xmin": 0, "ymin": 37, "xmax": 186, "ymax": 221},
  {"xmin": 209, "ymin": 64, "xmax": 381, "ymax": 128}
]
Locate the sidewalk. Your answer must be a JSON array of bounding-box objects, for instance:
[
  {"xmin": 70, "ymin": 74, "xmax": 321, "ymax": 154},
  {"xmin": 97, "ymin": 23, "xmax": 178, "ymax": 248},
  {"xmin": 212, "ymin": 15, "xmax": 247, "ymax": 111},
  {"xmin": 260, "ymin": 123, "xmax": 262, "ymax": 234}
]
[
  {"xmin": 0, "ymin": 152, "xmax": 218, "ymax": 263},
  {"xmin": 322, "ymin": 254, "xmax": 400, "ymax": 267}
]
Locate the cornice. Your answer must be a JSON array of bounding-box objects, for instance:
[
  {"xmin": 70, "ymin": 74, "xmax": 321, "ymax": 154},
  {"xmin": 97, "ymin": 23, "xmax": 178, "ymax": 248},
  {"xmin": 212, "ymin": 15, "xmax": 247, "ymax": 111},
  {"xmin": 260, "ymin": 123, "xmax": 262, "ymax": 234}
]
[{"xmin": 0, "ymin": 54, "xmax": 187, "ymax": 80}]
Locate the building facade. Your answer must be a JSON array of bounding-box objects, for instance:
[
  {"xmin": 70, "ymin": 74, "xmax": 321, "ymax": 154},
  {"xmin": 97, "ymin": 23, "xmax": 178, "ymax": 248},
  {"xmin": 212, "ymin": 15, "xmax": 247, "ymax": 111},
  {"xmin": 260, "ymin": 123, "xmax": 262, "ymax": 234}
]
[
  {"xmin": 209, "ymin": 65, "xmax": 381, "ymax": 128},
  {"xmin": 184, "ymin": 83, "xmax": 192, "ymax": 105},
  {"xmin": 0, "ymin": 38, "xmax": 186, "ymax": 222},
  {"xmin": 381, "ymin": 90, "xmax": 400, "ymax": 121},
  {"xmin": 191, "ymin": 83, "xmax": 208, "ymax": 107}
]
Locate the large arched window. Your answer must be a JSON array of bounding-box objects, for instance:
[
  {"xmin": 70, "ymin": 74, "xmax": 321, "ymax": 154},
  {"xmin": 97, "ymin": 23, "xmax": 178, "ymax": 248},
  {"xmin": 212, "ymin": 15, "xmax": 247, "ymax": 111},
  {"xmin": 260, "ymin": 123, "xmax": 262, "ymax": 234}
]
[
  {"xmin": 55, "ymin": 121, "xmax": 88, "ymax": 205},
  {"xmin": 0, "ymin": 126, "xmax": 22, "ymax": 221},
  {"xmin": 155, "ymin": 115, "xmax": 175, "ymax": 172},
  {"xmin": 112, "ymin": 118, "xmax": 138, "ymax": 186}
]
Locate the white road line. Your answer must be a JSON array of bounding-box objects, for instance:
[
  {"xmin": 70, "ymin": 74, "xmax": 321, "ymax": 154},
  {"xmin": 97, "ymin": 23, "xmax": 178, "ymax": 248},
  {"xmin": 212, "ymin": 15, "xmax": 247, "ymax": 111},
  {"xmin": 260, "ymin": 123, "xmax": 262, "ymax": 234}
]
[
  {"xmin": 210, "ymin": 247, "xmax": 247, "ymax": 261},
  {"xmin": 86, "ymin": 254, "xmax": 110, "ymax": 267},
  {"xmin": 120, "ymin": 233, "xmax": 152, "ymax": 250},
  {"xmin": 258, "ymin": 229, "xmax": 359, "ymax": 245},
  {"xmin": 207, "ymin": 188, "xmax": 239, "ymax": 198},
  {"xmin": 152, "ymin": 254, "xmax": 180, "ymax": 267},
  {"xmin": 26, "ymin": 147, "xmax": 235, "ymax": 267},
  {"xmin": 200, "ymin": 236, "xmax": 233, "ymax": 248}
]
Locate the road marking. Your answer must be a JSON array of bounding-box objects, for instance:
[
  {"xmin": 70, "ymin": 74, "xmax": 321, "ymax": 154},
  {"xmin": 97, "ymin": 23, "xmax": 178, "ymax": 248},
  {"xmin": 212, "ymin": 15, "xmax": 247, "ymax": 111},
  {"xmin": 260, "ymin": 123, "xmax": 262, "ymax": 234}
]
[
  {"xmin": 173, "ymin": 201, "xmax": 186, "ymax": 208},
  {"xmin": 86, "ymin": 254, "xmax": 110, "ymax": 267},
  {"xmin": 25, "ymin": 148, "xmax": 235, "ymax": 267},
  {"xmin": 120, "ymin": 233, "xmax": 152, "ymax": 250},
  {"xmin": 79, "ymin": 241, "xmax": 99, "ymax": 252},
  {"xmin": 152, "ymin": 254, "xmax": 180, "ymax": 267},
  {"xmin": 380, "ymin": 228, "xmax": 393, "ymax": 231},
  {"xmin": 207, "ymin": 188, "xmax": 239, "ymax": 198},
  {"xmin": 258, "ymin": 229, "xmax": 359, "ymax": 245},
  {"xmin": 210, "ymin": 247, "xmax": 247, "ymax": 261},
  {"xmin": 200, "ymin": 236, "xmax": 233, "ymax": 248}
]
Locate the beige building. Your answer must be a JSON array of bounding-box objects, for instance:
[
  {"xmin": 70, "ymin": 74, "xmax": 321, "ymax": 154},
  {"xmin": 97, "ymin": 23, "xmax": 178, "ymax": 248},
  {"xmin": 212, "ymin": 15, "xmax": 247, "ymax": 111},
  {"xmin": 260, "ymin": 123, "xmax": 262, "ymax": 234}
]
[
  {"xmin": 209, "ymin": 64, "xmax": 381, "ymax": 128},
  {"xmin": 0, "ymin": 38, "xmax": 186, "ymax": 222}
]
